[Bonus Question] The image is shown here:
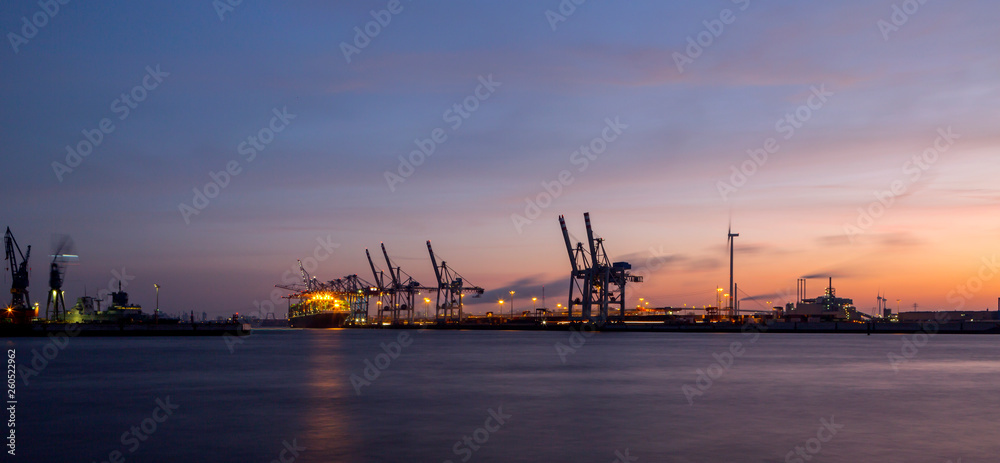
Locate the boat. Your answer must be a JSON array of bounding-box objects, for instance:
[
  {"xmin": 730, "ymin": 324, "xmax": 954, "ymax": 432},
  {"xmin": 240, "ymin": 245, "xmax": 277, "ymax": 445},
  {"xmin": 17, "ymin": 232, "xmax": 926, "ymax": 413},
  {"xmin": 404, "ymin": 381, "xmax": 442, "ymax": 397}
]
[
  {"xmin": 287, "ymin": 292, "xmax": 353, "ymax": 328},
  {"xmin": 65, "ymin": 283, "xmax": 180, "ymax": 324},
  {"xmin": 288, "ymin": 311, "xmax": 349, "ymax": 328}
]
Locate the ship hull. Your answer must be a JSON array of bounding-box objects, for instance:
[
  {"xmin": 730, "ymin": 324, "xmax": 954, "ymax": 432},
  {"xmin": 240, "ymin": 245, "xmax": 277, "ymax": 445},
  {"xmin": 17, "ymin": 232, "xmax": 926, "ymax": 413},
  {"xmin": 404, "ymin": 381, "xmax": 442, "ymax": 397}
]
[{"xmin": 288, "ymin": 311, "xmax": 350, "ymax": 328}]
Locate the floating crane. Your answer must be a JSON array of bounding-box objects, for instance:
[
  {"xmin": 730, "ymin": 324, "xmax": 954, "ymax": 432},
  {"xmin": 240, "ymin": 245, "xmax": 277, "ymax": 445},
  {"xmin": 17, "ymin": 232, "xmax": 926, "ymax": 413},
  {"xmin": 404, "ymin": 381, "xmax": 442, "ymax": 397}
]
[
  {"xmin": 559, "ymin": 213, "xmax": 642, "ymax": 323},
  {"xmin": 427, "ymin": 240, "xmax": 484, "ymax": 323},
  {"xmin": 4, "ymin": 227, "xmax": 33, "ymax": 323}
]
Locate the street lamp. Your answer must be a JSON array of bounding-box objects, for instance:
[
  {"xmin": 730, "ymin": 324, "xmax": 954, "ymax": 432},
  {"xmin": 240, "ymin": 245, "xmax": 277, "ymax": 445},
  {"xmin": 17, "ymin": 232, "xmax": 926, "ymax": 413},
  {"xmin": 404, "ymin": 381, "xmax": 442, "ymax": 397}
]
[
  {"xmin": 509, "ymin": 290, "xmax": 515, "ymax": 318},
  {"xmin": 153, "ymin": 284, "xmax": 160, "ymax": 323},
  {"xmin": 499, "ymin": 299, "xmax": 504, "ymax": 318},
  {"xmin": 532, "ymin": 297, "xmax": 537, "ymax": 309},
  {"xmin": 424, "ymin": 297, "xmax": 431, "ymax": 318}
]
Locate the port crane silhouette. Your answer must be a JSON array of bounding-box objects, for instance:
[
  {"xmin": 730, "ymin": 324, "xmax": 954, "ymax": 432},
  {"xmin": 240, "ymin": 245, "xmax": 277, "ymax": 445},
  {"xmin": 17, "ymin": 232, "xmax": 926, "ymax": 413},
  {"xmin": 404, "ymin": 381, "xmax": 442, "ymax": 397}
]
[
  {"xmin": 427, "ymin": 240, "xmax": 484, "ymax": 323},
  {"xmin": 4, "ymin": 227, "xmax": 32, "ymax": 322},
  {"xmin": 559, "ymin": 212, "xmax": 642, "ymax": 324}
]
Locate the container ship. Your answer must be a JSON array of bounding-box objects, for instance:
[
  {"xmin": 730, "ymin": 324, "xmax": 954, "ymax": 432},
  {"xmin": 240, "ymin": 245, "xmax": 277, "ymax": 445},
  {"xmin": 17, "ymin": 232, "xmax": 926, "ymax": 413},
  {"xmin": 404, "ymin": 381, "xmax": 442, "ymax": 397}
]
[{"xmin": 287, "ymin": 292, "xmax": 352, "ymax": 328}]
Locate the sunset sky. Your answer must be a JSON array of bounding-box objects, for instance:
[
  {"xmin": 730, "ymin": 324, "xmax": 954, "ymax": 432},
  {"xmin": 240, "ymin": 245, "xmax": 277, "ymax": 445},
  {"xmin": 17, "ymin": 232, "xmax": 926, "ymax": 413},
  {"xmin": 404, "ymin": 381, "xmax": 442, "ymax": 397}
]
[{"xmin": 2, "ymin": 1, "xmax": 999, "ymax": 317}]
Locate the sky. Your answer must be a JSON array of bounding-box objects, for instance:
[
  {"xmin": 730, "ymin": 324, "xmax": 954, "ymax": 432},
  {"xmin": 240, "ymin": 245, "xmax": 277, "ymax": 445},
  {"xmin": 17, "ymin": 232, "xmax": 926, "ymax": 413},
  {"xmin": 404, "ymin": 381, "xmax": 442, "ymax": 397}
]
[{"xmin": 2, "ymin": 0, "xmax": 999, "ymax": 318}]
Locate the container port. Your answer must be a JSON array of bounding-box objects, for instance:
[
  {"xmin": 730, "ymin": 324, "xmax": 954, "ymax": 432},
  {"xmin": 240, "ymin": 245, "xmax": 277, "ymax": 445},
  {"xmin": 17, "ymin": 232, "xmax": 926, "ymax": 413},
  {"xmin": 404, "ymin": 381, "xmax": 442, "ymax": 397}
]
[{"xmin": 269, "ymin": 213, "xmax": 1000, "ymax": 334}]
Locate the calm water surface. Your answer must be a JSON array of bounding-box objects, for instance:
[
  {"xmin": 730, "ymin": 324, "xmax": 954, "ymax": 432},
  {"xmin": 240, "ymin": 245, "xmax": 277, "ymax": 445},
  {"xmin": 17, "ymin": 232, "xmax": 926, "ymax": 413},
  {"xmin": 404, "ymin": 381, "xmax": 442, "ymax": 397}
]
[{"xmin": 8, "ymin": 329, "xmax": 1000, "ymax": 462}]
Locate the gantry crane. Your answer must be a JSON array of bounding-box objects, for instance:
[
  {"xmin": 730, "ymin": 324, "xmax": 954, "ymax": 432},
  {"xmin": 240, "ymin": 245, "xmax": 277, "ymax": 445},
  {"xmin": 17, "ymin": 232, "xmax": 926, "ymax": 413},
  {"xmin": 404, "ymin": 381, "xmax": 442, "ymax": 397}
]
[
  {"xmin": 427, "ymin": 240, "xmax": 484, "ymax": 323},
  {"xmin": 4, "ymin": 227, "xmax": 33, "ymax": 323},
  {"xmin": 559, "ymin": 213, "xmax": 642, "ymax": 323},
  {"xmin": 327, "ymin": 274, "xmax": 376, "ymax": 325},
  {"xmin": 365, "ymin": 247, "xmax": 393, "ymax": 324},
  {"xmin": 379, "ymin": 243, "xmax": 421, "ymax": 324},
  {"xmin": 298, "ymin": 259, "xmax": 319, "ymax": 292}
]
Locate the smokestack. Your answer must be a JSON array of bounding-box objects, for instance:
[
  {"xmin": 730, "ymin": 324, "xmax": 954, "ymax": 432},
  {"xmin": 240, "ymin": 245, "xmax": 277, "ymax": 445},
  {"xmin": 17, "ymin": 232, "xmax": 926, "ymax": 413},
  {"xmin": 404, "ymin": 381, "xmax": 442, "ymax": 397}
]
[{"xmin": 828, "ymin": 277, "xmax": 833, "ymax": 297}]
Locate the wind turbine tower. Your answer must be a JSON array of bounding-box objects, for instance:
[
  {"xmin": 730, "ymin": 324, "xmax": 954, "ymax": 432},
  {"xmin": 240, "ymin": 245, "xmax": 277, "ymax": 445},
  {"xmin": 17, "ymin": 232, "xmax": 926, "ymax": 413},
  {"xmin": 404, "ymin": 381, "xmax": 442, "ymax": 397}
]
[{"xmin": 728, "ymin": 225, "xmax": 738, "ymax": 319}]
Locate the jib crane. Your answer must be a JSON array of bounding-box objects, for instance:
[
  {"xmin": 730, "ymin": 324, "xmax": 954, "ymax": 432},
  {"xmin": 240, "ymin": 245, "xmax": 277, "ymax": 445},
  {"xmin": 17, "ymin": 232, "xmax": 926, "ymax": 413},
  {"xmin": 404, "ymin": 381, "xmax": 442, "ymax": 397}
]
[
  {"xmin": 4, "ymin": 227, "xmax": 33, "ymax": 323},
  {"xmin": 45, "ymin": 234, "xmax": 74, "ymax": 322}
]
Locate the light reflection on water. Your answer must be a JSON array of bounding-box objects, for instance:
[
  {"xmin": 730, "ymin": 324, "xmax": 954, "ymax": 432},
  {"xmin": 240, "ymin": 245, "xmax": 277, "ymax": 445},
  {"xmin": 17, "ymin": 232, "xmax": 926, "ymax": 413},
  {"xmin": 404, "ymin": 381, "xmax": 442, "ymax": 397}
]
[{"xmin": 10, "ymin": 330, "xmax": 1000, "ymax": 462}]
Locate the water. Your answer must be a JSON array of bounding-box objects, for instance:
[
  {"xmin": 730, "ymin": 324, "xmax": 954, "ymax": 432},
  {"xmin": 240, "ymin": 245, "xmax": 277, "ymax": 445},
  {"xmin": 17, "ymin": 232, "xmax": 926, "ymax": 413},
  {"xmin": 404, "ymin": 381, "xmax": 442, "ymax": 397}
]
[{"xmin": 7, "ymin": 329, "xmax": 999, "ymax": 462}]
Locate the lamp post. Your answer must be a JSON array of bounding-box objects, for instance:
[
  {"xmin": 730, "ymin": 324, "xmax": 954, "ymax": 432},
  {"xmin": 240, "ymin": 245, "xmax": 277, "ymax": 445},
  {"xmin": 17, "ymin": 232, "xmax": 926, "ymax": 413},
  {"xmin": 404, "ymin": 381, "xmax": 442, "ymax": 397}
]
[
  {"xmin": 498, "ymin": 299, "xmax": 504, "ymax": 319},
  {"xmin": 509, "ymin": 290, "xmax": 515, "ymax": 319},
  {"xmin": 153, "ymin": 284, "xmax": 160, "ymax": 323}
]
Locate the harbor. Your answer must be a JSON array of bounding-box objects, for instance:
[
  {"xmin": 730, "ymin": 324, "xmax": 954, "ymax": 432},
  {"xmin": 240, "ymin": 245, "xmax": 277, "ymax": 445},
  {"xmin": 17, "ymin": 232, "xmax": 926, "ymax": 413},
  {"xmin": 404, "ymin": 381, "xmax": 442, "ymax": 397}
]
[
  {"xmin": 2, "ymin": 227, "xmax": 248, "ymax": 336},
  {"xmin": 4, "ymin": 1, "xmax": 1000, "ymax": 461},
  {"xmin": 272, "ymin": 214, "xmax": 1000, "ymax": 334}
]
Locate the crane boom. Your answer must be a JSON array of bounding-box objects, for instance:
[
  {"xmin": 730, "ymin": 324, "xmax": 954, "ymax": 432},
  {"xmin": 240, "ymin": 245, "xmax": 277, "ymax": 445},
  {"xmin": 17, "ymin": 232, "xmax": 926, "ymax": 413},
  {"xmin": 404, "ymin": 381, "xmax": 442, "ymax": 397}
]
[
  {"xmin": 297, "ymin": 259, "xmax": 314, "ymax": 291},
  {"xmin": 4, "ymin": 227, "xmax": 31, "ymax": 309},
  {"xmin": 584, "ymin": 212, "xmax": 599, "ymax": 268},
  {"xmin": 558, "ymin": 215, "xmax": 577, "ymax": 272},
  {"xmin": 365, "ymin": 248, "xmax": 384, "ymax": 289},
  {"xmin": 381, "ymin": 243, "xmax": 400, "ymax": 286},
  {"xmin": 426, "ymin": 241, "xmax": 443, "ymax": 287}
]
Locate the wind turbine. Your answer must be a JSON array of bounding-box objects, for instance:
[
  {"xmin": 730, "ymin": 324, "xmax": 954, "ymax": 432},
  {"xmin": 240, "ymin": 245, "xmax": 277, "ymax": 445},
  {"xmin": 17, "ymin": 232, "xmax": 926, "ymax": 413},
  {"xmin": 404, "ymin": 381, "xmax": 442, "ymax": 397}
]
[{"xmin": 727, "ymin": 220, "xmax": 738, "ymax": 318}]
